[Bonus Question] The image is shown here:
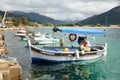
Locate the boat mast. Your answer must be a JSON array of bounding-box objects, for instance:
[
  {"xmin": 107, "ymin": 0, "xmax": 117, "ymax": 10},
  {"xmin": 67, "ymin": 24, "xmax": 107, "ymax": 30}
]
[{"xmin": 0, "ymin": 11, "xmax": 7, "ymax": 28}]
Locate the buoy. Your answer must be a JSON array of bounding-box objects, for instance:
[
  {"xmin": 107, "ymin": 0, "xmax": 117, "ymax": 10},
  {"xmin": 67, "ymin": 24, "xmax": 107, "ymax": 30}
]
[
  {"xmin": 86, "ymin": 47, "xmax": 91, "ymax": 52},
  {"xmin": 69, "ymin": 34, "xmax": 77, "ymax": 41},
  {"xmin": 81, "ymin": 50, "xmax": 85, "ymax": 55},
  {"xmin": 64, "ymin": 48, "xmax": 69, "ymax": 52},
  {"xmin": 80, "ymin": 44, "xmax": 84, "ymax": 50}
]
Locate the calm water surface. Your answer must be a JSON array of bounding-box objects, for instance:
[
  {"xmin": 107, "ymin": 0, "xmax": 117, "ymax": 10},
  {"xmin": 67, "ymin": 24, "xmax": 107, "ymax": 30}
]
[{"xmin": 2, "ymin": 28, "xmax": 120, "ymax": 80}]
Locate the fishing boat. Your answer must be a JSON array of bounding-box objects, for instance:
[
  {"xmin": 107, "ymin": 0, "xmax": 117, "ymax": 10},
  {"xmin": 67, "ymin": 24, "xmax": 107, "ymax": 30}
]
[
  {"xmin": 27, "ymin": 27, "xmax": 107, "ymax": 63},
  {"xmin": 26, "ymin": 30, "xmax": 59, "ymax": 45},
  {"xmin": 15, "ymin": 30, "xmax": 59, "ymax": 44},
  {"xmin": 14, "ymin": 30, "xmax": 26, "ymax": 38},
  {"xmin": 34, "ymin": 33, "xmax": 59, "ymax": 45}
]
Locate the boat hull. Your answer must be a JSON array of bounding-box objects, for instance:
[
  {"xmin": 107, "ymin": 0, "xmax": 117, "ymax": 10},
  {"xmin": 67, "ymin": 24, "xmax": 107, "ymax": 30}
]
[
  {"xmin": 31, "ymin": 55, "xmax": 102, "ymax": 63},
  {"xmin": 30, "ymin": 45, "xmax": 106, "ymax": 63}
]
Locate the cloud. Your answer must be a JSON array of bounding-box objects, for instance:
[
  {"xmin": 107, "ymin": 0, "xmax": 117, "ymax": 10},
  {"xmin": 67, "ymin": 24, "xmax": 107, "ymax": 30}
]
[{"xmin": 0, "ymin": 0, "xmax": 119, "ymax": 20}]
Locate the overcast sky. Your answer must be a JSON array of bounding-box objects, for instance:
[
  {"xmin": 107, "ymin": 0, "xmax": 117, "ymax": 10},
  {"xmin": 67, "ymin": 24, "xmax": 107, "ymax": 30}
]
[{"xmin": 0, "ymin": 0, "xmax": 119, "ymax": 21}]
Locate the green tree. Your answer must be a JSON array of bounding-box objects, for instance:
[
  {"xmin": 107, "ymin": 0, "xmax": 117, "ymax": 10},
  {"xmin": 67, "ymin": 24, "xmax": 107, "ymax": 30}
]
[
  {"xmin": 11, "ymin": 16, "xmax": 20, "ymax": 26},
  {"xmin": 21, "ymin": 16, "xmax": 28, "ymax": 25}
]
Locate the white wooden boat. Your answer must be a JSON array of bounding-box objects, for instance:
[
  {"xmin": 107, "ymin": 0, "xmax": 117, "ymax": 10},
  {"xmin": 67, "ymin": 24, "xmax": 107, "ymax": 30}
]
[
  {"xmin": 14, "ymin": 30, "xmax": 26, "ymax": 39},
  {"xmin": 15, "ymin": 30, "xmax": 59, "ymax": 44},
  {"xmin": 34, "ymin": 33, "xmax": 59, "ymax": 45},
  {"xmin": 27, "ymin": 27, "xmax": 107, "ymax": 63}
]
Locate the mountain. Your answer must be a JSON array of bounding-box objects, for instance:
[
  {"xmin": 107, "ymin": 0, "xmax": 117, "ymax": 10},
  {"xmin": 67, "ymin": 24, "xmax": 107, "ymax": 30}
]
[
  {"xmin": 77, "ymin": 6, "xmax": 120, "ymax": 25},
  {"xmin": 0, "ymin": 11, "xmax": 5, "ymax": 16},
  {"xmin": 0, "ymin": 10, "xmax": 65, "ymax": 24},
  {"xmin": 9, "ymin": 11, "xmax": 66, "ymax": 24}
]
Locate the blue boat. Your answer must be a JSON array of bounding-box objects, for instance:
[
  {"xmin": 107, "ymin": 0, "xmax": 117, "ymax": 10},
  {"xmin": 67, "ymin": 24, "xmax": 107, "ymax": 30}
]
[{"xmin": 27, "ymin": 27, "xmax": 107, "ymax": 63}]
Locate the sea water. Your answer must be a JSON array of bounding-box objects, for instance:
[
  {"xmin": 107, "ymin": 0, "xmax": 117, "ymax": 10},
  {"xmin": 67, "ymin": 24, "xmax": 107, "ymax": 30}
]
[{"xmin": 3, "ymin": 28, "xmax": 120, "ymax": 80}]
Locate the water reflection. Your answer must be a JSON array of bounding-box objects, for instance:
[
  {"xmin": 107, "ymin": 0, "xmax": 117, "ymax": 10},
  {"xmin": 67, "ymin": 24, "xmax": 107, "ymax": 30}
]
[
  {"xmin": 30, "ymin": 63, "xmax": 90, "ymax": 80},
  {"xmin": 30, "ymin": 58, "xmax": 106, "ymax": 80}
]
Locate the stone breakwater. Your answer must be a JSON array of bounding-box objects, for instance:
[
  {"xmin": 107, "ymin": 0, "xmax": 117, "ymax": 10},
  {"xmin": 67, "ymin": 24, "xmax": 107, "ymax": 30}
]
[{"xmin": 0, "ymin": 32, "xmax": 23, "ymax": 80}]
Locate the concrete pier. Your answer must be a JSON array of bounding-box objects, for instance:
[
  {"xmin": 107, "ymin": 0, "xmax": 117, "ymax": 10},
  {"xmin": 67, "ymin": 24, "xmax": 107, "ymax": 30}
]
[
  {"xmin": 0, "ymin": 33, "xmax": 22, "ymax": 80},
  {"xmin": 0, "ymin": 58, "xmax": 22, "ymax": 80}
]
